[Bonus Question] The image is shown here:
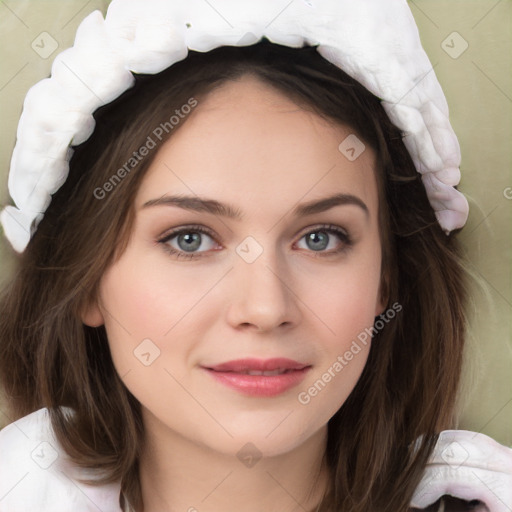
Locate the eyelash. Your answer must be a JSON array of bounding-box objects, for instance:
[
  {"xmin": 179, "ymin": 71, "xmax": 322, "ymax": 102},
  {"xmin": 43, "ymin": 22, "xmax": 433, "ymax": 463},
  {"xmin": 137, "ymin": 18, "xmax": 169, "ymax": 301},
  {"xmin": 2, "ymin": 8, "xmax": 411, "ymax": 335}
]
[{"xmin": 157, "ymin": 223, "xmax": 353, "ymax": 260}]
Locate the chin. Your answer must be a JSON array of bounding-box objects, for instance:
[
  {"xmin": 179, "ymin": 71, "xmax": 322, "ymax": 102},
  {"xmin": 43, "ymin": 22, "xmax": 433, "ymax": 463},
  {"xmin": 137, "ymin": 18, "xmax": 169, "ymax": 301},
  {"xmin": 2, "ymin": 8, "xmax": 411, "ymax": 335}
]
[{"xmin": 202, "ymin": 421, "xmax": 322, "ymax": 459}]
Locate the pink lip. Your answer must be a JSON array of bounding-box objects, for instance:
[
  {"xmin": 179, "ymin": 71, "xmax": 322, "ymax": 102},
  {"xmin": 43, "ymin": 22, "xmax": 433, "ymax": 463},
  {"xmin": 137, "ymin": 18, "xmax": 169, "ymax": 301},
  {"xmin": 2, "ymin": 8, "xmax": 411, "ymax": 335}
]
[
  {"xmin": 204, "ymin": 358, "xmax": 308, "ymax": 372},
  {"xmin": 201, "ymin": 358, "xmax": 312, "ymax": 397}
]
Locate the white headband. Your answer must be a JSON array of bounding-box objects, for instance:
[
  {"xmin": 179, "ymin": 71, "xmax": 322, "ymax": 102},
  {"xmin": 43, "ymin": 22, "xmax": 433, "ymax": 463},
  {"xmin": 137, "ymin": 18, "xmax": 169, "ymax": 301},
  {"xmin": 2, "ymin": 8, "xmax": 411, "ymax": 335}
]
[{"xmin": 0, "ymin": 0, "xmax": 469, "ymax": 253}]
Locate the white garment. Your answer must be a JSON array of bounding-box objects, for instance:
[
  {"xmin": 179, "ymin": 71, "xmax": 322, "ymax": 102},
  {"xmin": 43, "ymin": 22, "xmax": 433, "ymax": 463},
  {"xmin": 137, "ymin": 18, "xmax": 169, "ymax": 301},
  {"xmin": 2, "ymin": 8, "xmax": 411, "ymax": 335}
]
[{"xmin": 0, "ymin": 407, "xmax": 511, "ymax": 511}]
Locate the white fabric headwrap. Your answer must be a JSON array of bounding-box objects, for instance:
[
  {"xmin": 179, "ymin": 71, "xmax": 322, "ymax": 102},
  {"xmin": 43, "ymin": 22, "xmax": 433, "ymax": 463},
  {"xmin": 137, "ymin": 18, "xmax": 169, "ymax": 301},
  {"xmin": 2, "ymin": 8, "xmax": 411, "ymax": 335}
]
[{"xmin": 0, "ymin": 0, "xmax": 469, "ymax": 253}]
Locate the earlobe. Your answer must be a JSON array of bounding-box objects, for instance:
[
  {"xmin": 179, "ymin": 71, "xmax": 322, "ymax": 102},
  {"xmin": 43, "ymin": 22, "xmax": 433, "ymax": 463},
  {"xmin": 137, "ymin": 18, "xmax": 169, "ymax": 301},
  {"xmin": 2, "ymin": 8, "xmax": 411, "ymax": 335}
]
[
  {"xmin": 80, "ymin": 300, "xmax": 105, "ymax": 327},
  {"xmin": 375, "ymin": 272, "xmax": 390, "ymax": 317},
  {"xmin": 374, "ymin": 298, "xmax": 387, "ymax": 318}
]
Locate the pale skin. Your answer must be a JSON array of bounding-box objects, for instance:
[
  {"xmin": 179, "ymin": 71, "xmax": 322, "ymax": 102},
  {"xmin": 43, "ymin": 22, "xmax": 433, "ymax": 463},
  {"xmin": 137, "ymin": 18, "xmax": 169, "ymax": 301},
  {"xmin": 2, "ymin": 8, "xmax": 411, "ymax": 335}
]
[{"xmin": 82, "ymin": 74, "xmax": 386, "ymax": 512}]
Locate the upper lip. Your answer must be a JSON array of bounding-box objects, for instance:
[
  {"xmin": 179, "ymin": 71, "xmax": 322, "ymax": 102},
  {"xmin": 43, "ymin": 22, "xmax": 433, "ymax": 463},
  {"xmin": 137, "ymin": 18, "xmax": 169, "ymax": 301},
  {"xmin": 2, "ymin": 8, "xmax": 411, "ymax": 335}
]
[{"xmin": 203, "ymin": 358, "xmax": 310, "ymax": 372}]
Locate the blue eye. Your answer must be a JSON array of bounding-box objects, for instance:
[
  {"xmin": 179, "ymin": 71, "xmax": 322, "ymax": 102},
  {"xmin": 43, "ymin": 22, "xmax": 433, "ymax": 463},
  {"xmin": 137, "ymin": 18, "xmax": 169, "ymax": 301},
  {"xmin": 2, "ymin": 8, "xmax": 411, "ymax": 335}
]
[
  {"xmin": 158, "ymin": 225, "xmax": 218, "ymax": 260},
  {"xmin": 157, "ymin": 223, "xmax": 352, "ymax": 260},
  {"xmin": 296, "ymin": 225, "xmax": 352, "ymax": 254}
]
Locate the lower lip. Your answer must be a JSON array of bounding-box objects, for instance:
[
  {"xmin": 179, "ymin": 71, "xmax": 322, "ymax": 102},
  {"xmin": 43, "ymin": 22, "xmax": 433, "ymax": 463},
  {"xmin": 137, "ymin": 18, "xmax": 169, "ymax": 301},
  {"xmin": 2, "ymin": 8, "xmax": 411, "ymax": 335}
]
[{"xmin": 203, "ymin": 367, "xmax": 311, "ymax": 397}]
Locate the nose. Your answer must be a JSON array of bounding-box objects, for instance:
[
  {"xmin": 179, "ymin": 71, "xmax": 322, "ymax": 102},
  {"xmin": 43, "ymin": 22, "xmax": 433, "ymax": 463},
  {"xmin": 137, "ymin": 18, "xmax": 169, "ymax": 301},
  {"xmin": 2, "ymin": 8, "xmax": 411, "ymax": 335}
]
[{"xmin": 225, "ymin": 246, "xmax": 302, "ymax": 332}]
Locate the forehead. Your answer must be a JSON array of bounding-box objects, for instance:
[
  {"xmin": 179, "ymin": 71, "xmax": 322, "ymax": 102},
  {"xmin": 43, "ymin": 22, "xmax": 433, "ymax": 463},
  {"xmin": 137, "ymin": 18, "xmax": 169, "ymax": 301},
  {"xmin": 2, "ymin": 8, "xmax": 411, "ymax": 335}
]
[{"xmin": 135, "ymin": 75, "xmax": 379, "ymax": 220}]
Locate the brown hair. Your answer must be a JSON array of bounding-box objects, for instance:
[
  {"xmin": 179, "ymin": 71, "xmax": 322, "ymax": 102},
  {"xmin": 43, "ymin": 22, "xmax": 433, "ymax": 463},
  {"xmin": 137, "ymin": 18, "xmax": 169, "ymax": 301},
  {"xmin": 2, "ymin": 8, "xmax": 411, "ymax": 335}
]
[{"xmin": 0, "ymin": 39, "xmax": 469, "ymax": 511}]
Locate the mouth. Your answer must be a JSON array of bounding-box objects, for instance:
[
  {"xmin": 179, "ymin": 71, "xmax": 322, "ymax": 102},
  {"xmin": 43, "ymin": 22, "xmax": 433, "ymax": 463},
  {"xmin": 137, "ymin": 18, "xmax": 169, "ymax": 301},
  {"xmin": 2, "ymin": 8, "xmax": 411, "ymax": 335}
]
[
  {"xmin": 215, "ymin": 368, "xmax": 302, "ymax": 376},
  {"xmin": 203, "ymin": 357, "xmax": 309, "ymax": 373},
  {"xmin": 201, "ymin": 358, "xmax": 312, "ymax": 397}
]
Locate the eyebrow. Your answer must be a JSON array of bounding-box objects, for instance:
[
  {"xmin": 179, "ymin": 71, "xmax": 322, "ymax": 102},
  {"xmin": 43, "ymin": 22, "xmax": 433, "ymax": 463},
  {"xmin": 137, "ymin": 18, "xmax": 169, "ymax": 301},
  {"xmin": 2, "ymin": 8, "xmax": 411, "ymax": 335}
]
[{"xmin": 141, "ymin": 193, "xmax": 369, "ymax": 220}]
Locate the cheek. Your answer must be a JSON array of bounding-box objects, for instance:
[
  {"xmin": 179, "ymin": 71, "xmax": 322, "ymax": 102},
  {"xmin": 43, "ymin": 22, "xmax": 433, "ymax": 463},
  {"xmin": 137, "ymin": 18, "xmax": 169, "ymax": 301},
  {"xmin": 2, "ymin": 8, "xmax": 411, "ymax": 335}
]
[
  {"xmin": 98, "ymin": 254, "xmax": 223, "ymax": 377},
  {"xmin": 295, "ymin": 250, "xmax": 381, "ymax": 413},
  {"xmin": 97, "ymin": 261, "xmax": 171, "ymax": 368},
  {"xmin": 297, "ymin": 264, "xmax": 379, "ymax": 419},
  {"xmin": 100, "ymin": 256, "xmax": 208, "ymax": 338},
  {"xmin": 307, "ymin": 254, "xmax": 382, "ymax": 349}
]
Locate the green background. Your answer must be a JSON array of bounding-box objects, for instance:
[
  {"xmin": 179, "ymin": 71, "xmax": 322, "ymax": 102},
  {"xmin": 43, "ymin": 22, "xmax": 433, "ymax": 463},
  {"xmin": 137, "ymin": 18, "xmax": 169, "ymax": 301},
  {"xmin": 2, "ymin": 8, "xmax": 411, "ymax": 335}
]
[{"xmin": 0, "ymin": 1, "xmax": 510, "ymax": 446}]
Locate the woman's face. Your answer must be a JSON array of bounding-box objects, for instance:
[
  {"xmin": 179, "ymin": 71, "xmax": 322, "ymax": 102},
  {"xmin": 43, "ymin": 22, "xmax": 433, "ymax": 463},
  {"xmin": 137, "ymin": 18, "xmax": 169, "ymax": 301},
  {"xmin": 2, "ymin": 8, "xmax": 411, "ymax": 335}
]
[{"xmin": 82, "ymin": 74, "xmax": 386, "ymax": 457}]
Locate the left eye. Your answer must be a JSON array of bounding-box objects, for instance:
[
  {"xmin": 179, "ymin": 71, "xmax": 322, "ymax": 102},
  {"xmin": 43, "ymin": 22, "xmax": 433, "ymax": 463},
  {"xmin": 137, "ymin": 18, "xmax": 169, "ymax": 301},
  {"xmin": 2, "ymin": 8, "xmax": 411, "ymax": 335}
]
[
  {"xmin": 158, "ymin": 224, "xmax": 352, "ymax": 260},
  {"xmin": 295, "ymin": 227, "xmax": 351, "ymax": 253}
]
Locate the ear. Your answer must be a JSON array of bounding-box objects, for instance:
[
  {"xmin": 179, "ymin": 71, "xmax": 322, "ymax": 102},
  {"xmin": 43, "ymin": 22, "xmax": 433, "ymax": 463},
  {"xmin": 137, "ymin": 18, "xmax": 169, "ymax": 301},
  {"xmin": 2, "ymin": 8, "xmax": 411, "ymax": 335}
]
[
  {"xmin": 374, "ymin": 295, "xmax": 387, "ymax": 318},
  {"xmin": 375, "ymin": 267, "xmax": 390, "ymax": 317},
  {"xmin": 80, "ymin": 298, "xmax": 105, "ymax": 327}
]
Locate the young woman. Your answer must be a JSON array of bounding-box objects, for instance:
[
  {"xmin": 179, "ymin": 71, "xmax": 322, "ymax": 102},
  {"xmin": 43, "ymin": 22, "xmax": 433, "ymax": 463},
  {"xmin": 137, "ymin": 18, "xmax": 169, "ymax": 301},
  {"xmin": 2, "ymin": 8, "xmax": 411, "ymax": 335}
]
[{"xmin": 0, "ymin": 1, "xmax": 511, "ymax": 511}]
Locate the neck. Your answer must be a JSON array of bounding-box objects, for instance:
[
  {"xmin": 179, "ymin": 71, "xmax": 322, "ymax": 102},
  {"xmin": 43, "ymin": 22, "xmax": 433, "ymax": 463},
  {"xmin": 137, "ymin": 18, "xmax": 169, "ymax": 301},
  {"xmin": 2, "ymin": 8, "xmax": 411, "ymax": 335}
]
[{"xmin": 138, "ymin": 409, "xmax": 330, "ymax": 512}]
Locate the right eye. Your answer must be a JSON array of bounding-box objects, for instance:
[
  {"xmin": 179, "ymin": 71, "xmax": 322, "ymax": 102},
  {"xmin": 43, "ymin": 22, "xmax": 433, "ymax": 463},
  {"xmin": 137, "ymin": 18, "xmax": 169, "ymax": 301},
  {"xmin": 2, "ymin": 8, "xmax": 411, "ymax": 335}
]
[{"xmin": 158, "ymin": 225, "xmax": 220, "ymax": 260}]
